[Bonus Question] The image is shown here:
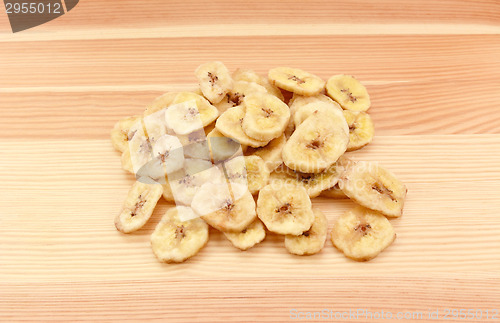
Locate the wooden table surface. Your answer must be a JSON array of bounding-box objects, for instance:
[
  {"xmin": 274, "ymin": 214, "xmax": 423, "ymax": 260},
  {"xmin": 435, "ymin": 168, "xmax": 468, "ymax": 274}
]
[{"xmin": 1, "ymin": 1, "xmax": 499, "ymax": 321}]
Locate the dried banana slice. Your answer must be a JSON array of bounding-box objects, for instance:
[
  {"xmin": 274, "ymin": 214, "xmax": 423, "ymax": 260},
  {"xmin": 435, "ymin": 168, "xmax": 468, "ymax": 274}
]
[
  {"xmin": 256, "ymin": 184, "xmax": 314, "ymax": 235},
  {"xmin": 151, "ymin": 134, "xmax": 184, "ymax": 174},
  {"xmin": 242, "ymin": 92, "xmax": 290, "ymax": 142},
  {"xmin": 269, "ymin": 162, "xmax": 342, "ymax": 198},
  {"xmin": 176, "ymin": 129, "xmax": 211, "ymax": 160},
  {"xmin": 167, "ymin": 92, "xmax": 219, "ymax": 132},
  {"xmin": 223, "ymin": 219, "xmax": 266, "ymax": 251},
  {"xmin": 341, "ymin": 161, "xmax": 407, "ymax": 218},
  {"xmin": 268, "ymin": 67, "xmax": 325, "ymax": 96},
  {"xmin": 289, "ymin": 93, "xmax": 340, "ymax": 117},
  {"xmin": 214, "ymin": 81, "xmax": 268, "ymax": 114},
  {"xmin": 343, "ymin": 110, "xmax": 374, "ymax": 151},
  {"xmin": 144, "ymin": 92, "xmax": 179, "ymax": 116},
  {"xmin": 285, "ymin": 208, "xmax": 328, "ymax": 255},
  {"xmin": 115, "ymin": 181, "xmax": 163, "ymax": 233},
  {"xmin": 293, "ymin": 101, "xmax": 345, "ymax": 127},
  {"xmin": 282, "ymin": 111, "xmax": 349, "ymax": 173},
  {"xmin": 232, "ymin": 68, "xmax": 262, "ymax": 84},
  {"xmin": 320, "ymin": 184, "xmax": 348, "ymax": 199},
  {"xmin": 150, "ymin": 206, "xmax": 209, "ymax": 263},
  {"xmin": 120, "ymin": 123, "xmax": 152, "ymax": 174},
  {"xmin": 326, "ymin": 75, "xmax": 371, "ymax": 112},
  {"xmin": 232, "ymin": 69, "xmax": 284, "ymax": 101},
  {"xmin": 331, "ymin": 206, "xmax": 396, "ymax": 261},
  {"xmin": 162, "ymin": 181, "xmax": 175, "ymax": 203},
  {"xmin": 224, "ymin": 155, "xmax": 270, "ymax": 195},
  {"xmin": 215, "ymin": 106, "xmax": 269, "ymax": 148},
  {"xmin": 245, "ymin": 134, "xmax": 286, "ymax": 172},
  {"xmin": 195, "ymin": 61, "xmax": 233, "ymax": 104},
  {"xmin": 168, "ymin": 159, "xmax": 224, "ymax": 206},
  {"xmin": 192, "ymin": 182, "xmax": 257, "ymax": 232},
  {"xmin": 207, "ymin": 128, "xmax": 244, "ymax": 163},
  {"xmin": 110, "ymin": 115, "xmax": 142, "ymax": 153}
]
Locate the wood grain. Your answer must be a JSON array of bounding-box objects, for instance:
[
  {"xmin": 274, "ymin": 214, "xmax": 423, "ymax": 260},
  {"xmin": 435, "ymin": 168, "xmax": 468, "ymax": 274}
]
[
  {"xmin": 1, "ymin": 277, "xmax": 499, "ymax": 322},
  {"xmin": 1, "ymin": 0, "xmax": 499, "ymax": 35},
  {"xmin": 1, "ymin": 0, "xmax": 499, "ymax": 321}
]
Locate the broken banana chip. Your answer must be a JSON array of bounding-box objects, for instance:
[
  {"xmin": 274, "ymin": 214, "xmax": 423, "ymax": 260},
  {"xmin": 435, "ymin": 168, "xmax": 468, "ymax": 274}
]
[
  {"xmin": 257, "ymin": 184, "xmax": 314, "ymax": 235},
  {"xmin": 331, "ymin": 206, "xmax": 396, "ymax": 261},
  {"xmin": 285, "ymin": 208, "xmax": 328, "ymax": 256},
  {"xmin": 341, "ymin": 161, "xmax": 407, "ymax": 218},
  {"xmin": 151, "ymin": 206, "xmax": 209, "ymax": 263},
  {"xmin": 282, "ymin": 110, "xmax": 349, "ymax": 173},
  {"xmin": 195, "ymin": 61, "xmax": 233, "ymax": 104},
  {"xmin": 223, "ymin": 219, "xmax": 266, "ymax": 251},
  {"xmin": 242, "ymin": 92, "xmax": 290, "ymax": 142},
  {"xmin": 269, "ymin": 67, "xmax": 325, "ymax": 96},
  {"xmin": 244, "ymin": 134, "xmax": 286, "ymax": 172},
  {"xmin": 326, "ymin": 74, "xmax": 371, "ymax": 112},
  {"xmin": 115, "ymin": 181, "xmax": 163, "ymax": 233},
  {"xmin": 343, "ymin": 110, "xmax": 374, "ymax": 151}
]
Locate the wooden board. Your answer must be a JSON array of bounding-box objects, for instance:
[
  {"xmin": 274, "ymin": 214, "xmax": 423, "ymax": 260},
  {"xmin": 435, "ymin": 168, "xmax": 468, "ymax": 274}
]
[{"xmin": 1, "ymin": 1, "xmax": 499, "ymax": 321}]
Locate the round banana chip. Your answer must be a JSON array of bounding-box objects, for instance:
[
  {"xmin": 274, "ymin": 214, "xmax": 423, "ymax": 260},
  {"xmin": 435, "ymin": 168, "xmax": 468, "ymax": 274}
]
[
  {"xmin": 282, "ymin": 110, "xmax": 349, "ymax": 173},
  {"xmin": 340, "ymin": 161, "xmax": 407, "ymax": 218},
  {"xmin": 214, "ymin": 81, "xmax": 268, "ymax": 114},
  {"xmin": 110, "ymin": 115, "xmax": 142, "ymax": 153},
  {"xmin": 233, "ymin": 68, "xmax": 284, "ymax": 101},
  {"xmin": 192, "ymin": 182, "xmax": 257, "ymax": 232},
  {"xmin": 223, "ymin": 219, "xmax": 266, "ymax": 251},
  {"xmin": 343, "ymin": 110, "xmax": 374, "ymax": 151},
  {"xmin": 269, "ymin": 162, "xmax": 342, "ymax": 198},
  {"xmin": 115, "ymin": 181, "xmax": 164, "ymax": 233},
  {"xmin": 224, "ymin": 155, "xmax": 270, "ymax": 195},
  {"xmin": 293, "ymin": 101, "xmax": 344, "ymax": 127},
  {"xmin": 242, "ymin": 92, "xmax": 290, "ymax": 142},
  {"xmin": 207, "ymin": 128, "xmax": 245, "ymax": 163},
  {"xmin": 326, "ymin": 75, "xmax": 371, "ymax": 111},
  {"xmin": 268, "ymin": 67, "xmax": 325, "ymax": 96},
  {"xmin": 256, "ymin": 184, "xmax": 314, "ymax": 235},
  {"xmin": 195, "ymin": 61, "xmax": 233, "ymax": 104},
  {"xmin": 331, "ymin": 206, "xmax": 396, "ymax": 261},
  {"xmin": 215, "ymin": 106, "xmax": 269, "ymax": 148},
  {"xmin": 285, "ymin": 208, "xmax": 328, "ymax": 255},
  {"xmin": 151, "ymin": 206, "xmax": 209, "ymax": 263},
  {"xmin": 169, "ymin": 92, "xmax": 219, "ymax": 130},
  {"xmin": 288, "ymin": 93, "xmax": 338, "ymax": 116},
  {"xmin": 144, "ymin": 92, "xmax": 179, "ymax": 116},
  {"xmin": 320, "ymin": 184, "xmax": 348, "ymax": 199}
]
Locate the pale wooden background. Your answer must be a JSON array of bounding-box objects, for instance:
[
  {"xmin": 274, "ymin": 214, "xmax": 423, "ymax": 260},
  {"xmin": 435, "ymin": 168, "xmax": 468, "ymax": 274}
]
[{"xmin": 0, "ymin": 1, "xmax": 499, "ymax": 321}]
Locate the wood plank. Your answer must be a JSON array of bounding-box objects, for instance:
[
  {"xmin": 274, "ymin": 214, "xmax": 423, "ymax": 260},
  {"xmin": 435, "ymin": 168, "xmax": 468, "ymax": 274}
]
[
  {"xmin": 1, "ymin": 0, "xmax": 499, "ymax": 35},
  {"xmin": 1, "ymin": 277, "xmax": 499, "ymax": 322},
  {"xmin": 0, "ymin": 136, "xmax": 499, "ymax": 284},
  {"xmin": 1, "ymin": 35, "xmax": 499, "ymax": 89}
]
